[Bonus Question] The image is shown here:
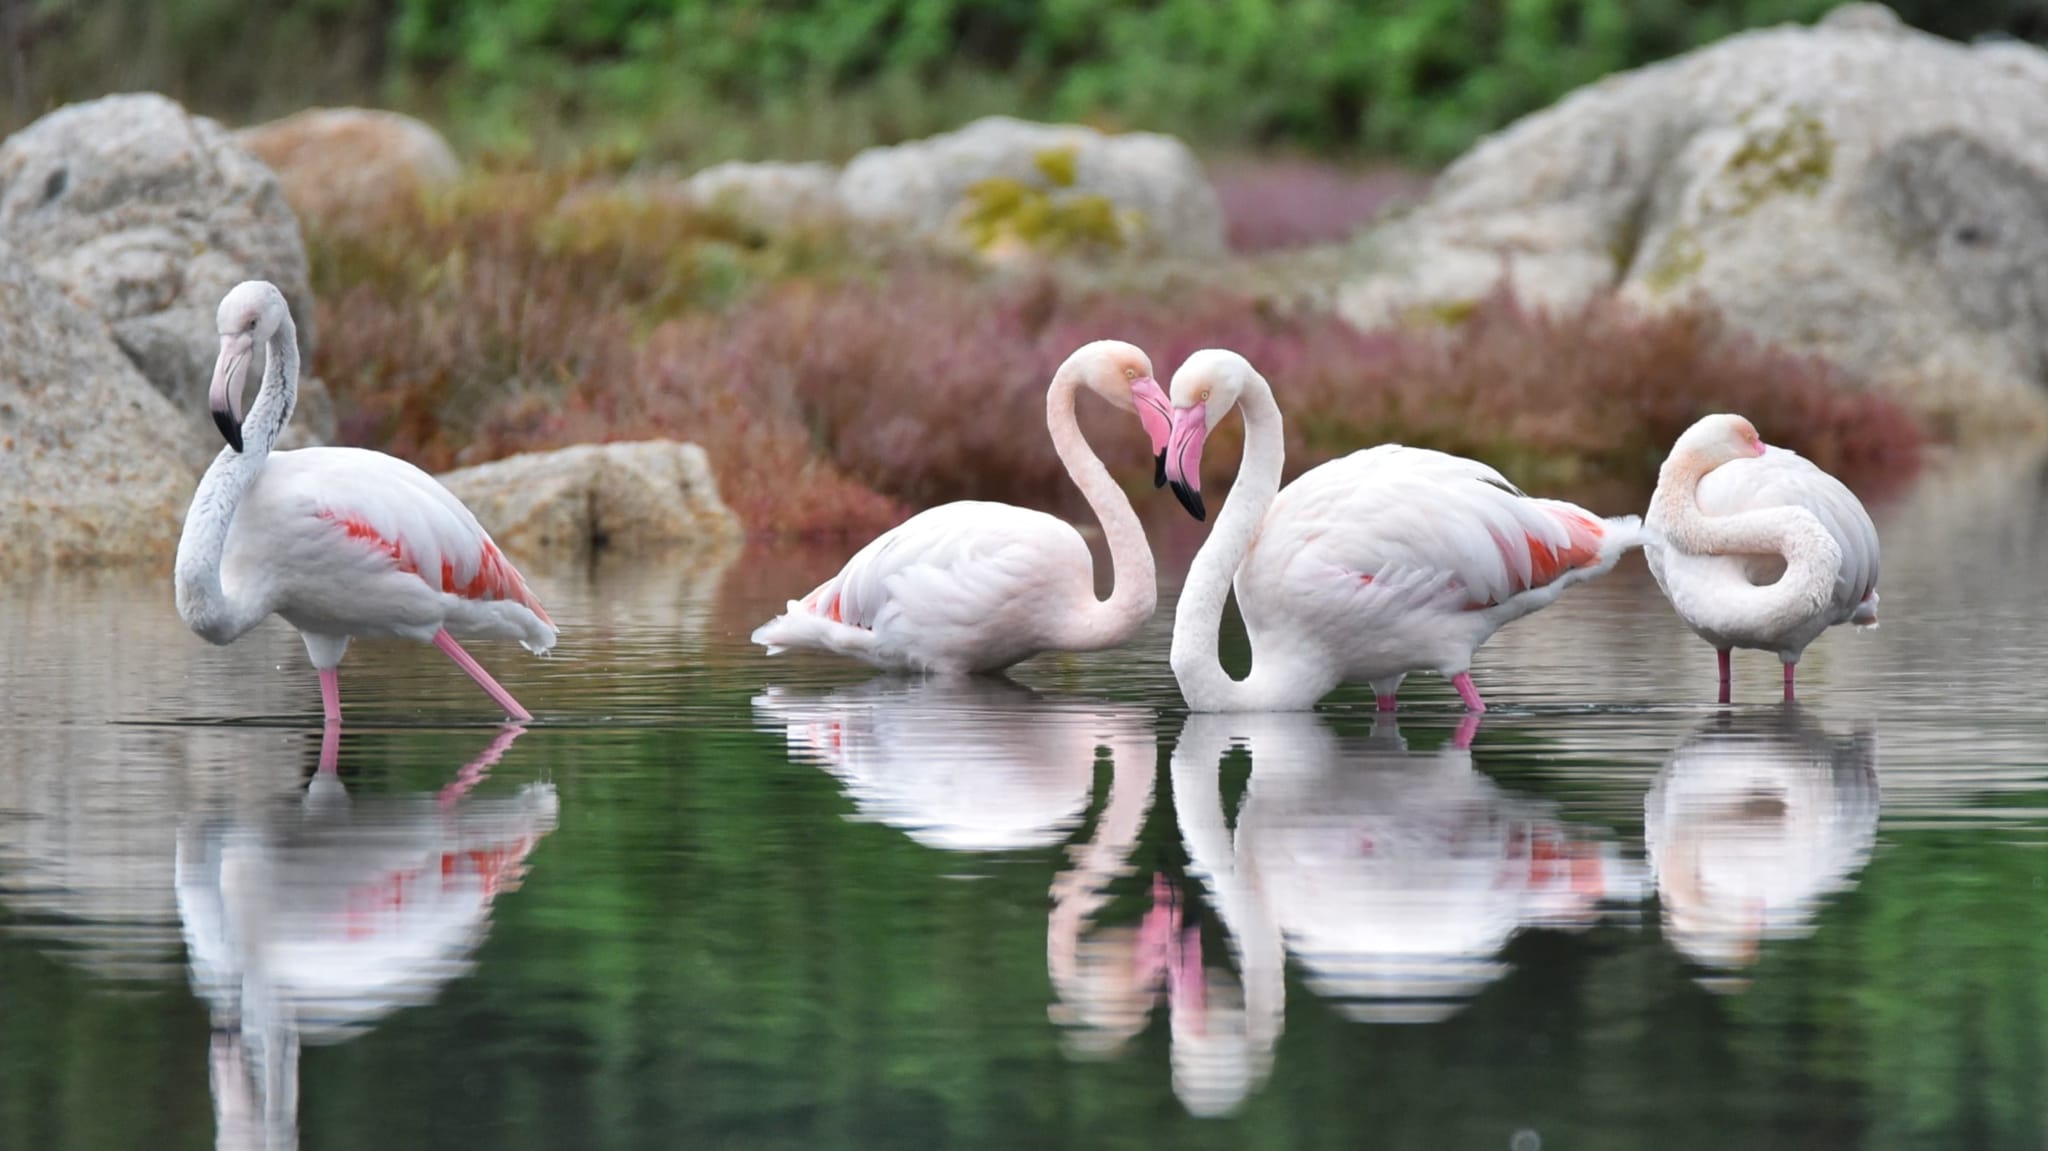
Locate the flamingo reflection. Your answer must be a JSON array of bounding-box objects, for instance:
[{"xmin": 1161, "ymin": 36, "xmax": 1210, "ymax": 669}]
[
  {"xmin": 752, "ymin": 679, "xmax": 1165, "ymax": 1056},
  {"xmin": 1169, "ymin": 712, "xmax": 1641, "ymax": 1117},
  {"xmin": 1645, "ymin": 710, "xmax": 1879, "ymax": 980},
  {"xmin": 180, "ymin": 723, "xmax": 559, "ymax": 1149}
]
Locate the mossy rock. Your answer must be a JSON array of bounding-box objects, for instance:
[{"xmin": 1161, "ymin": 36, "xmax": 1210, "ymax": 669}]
[{"xmin": 958, "ymin": 175, "xmax": 1128, "ymax": 255}]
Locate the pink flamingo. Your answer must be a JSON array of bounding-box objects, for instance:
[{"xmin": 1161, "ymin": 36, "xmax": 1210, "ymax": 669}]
[
  {"xmin": 1161, "ymin": 349, "xmax": 1642, "ymax": 713},
  {"xmin": 174, "ymin": 281, "xmax": 554, "ymax": 723},
  {"xmin": 751, "ymin": 340, "xmax": 1172, "ymax": 673},
  {"xmin": 1645, "ymin": 414, "xmax": 1880, "ymax": 703}
]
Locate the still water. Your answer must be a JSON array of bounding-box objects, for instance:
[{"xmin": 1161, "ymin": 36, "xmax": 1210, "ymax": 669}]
[{"xmin": 2, "ymin": 450, "xmax": 2046, "ymax": 1151}]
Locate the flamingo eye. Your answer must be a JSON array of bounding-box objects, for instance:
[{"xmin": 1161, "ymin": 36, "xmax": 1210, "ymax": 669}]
[{"xmin": 1124, "ymin": 366, "xmax": 1137, "ymax": 380}]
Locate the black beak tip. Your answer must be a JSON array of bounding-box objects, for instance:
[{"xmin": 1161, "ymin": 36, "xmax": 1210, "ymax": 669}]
[
  {"xmin": 1153, "ymin": 450, "xmax": 1168, "ymax": 489},
  {"xmin": 1169, "ymin": 478, "xmax": 1206, "ymax": 522},
  {"xmin": 213, "ymin": 408, "xmax": 244, "ymax": 453}
]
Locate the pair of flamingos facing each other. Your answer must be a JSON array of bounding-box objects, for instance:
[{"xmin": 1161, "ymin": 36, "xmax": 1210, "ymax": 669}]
[{"xmin": 175, "ymin": 281, "xmax": 1881, "ymax": 719}]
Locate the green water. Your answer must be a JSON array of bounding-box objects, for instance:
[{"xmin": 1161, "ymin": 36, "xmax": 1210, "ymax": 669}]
[{"xmin": 3, "ymin": 453, "xmax": 2047, "ymax": 1150}]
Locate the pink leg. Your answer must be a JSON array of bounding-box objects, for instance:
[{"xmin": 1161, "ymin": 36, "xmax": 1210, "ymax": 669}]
[
  {"xmin": 1376, "ymin": 693, "xmax": 1398, "ymax": 713},
  {"xmin": 1452, "ymin": 711, "xmax": 1482, "ymax": 751},
  {"xmin": 433, "ymin": 629, "xmax": 534, "ymax": 721},
  {"xmin": 1717, "ymin": 649, "xmax": 1732, "ymax": 705},
  {"xmin": 319, "ymin": 668, "xmax": 342, "ymax": 726},
  {"xmin": 1783, "ymin": 661, "xmax": 1796, "ymax": 703},
  {"xmin": 439, "ymin": 723, "xmax": 529, "ymax": 808},
  {"xmin": 1451, "ymin": 672, "xmax": 1487, "ymax": 713},
  {"xmin": 317, "ymin": 720, "xmax": 341, "ymax": 776}
]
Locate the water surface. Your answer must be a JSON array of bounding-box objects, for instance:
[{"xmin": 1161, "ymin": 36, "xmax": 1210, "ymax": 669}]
[{"xmin": 3, "ymin": 451, "xmax": 2047, "ymax": 1150}]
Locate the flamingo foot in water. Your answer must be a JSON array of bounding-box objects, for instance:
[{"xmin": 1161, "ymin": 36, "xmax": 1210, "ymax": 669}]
[
  {"xmin": 1375, "ymin": 693, "xmax": 1398, "ymax": 713},
  {"xmin": 319, "ymin": 667, "xmax": 342, "ymax": 726},
  {"xmin": 1783, "ymin": 662, "xmax": 1796, "ymax": 703},
  {"xmin": 1451, "ymin": 672, "xmax": 1487, "ymax": 713},
  {"xmin": 1717, "ymin": 649, "xmax": 1732, "ymax": 704},
  {"xmin": 433, "ymin": 629, "xmax": 534, "ymax": 721}
]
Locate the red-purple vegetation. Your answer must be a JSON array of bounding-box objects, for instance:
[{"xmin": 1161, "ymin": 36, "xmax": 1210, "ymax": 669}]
[{"xmin": 310, "ymin": 170, "xmax": 1924, "ymax": 540}]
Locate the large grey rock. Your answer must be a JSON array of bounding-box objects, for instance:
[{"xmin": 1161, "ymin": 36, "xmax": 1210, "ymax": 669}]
[
  {"xmin": 0, "ymin": 93, "xmax": 333, "ymax": 452},
  {"xmin": 236, "ymin": 106, "xmax": 461, "ymax": 233},
  {"xmin": 838, "ymin": 116, "xmax": 1227, "ymax": 258},
  {"xmin": 1336, "ymin": 4, "xmax": 2048, "ymax": 430},
  {"xmin": 437, "ymin": 441, "xmax": 743, "ymax": 559},
  {"xmin": 0, "ymin": 252, "xmax": 192, "ymax": 568},
  {"xmin": 679, "ymin": 160, "xmax": 844, "ymax": 232}
]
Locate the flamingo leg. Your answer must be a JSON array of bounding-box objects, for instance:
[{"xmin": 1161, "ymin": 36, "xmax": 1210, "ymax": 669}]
[
  {"xmin": 1375, "ymin": 693, "xmax": 1398, "ymax": 713},
  {"xmin": 1451, "ymin": 672, "xmax": 1487, "ymax": 713},
  {"xmin": 317, "ymin": 719, "xmax": 341, "ymax": 776},
  {"xmin": 1717, "ymin": 649, "xmax": 1732, "ymax": 704},
  {"xmin": 433, "ymin": 629, "xmax": 534, "ymax": 721},
  {"xmin": 1783, "ymin": 662, "xmax": 1796, "ymax": 703},
  {"xmin": 319, "ymin": 668, "xmax": 342, "ymax": 727}
]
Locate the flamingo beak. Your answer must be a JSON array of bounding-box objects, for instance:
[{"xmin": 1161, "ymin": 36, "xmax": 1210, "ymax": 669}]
[
  {"xmin": 1164, "ymin": 404, "xmax": 1210, "ymax": 521},
  {"xmin": 210, "ymin": 333, "xmax": 253, "ymax": 453},
  {"xmin": 1132, "ymin": 376, "xmax": 1172, "ymax": 487}
]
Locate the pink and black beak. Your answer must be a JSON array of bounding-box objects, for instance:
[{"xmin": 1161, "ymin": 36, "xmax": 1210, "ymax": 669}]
[
  {"xmin": 210, "ymin": 332, "xmax": 254, "ymax": 452},
  {"xmin": 1132, "ymin": 376, "xmax": 1173, "ymax": 487},
  {"xmin": 1164, "ymin": 403, "xmax": 1210, "ymax": 521}
]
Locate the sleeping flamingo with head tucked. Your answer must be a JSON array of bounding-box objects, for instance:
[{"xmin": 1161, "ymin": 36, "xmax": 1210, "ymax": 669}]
[
  {"xmin": 175, "ymin": 281, "xmax": 554, "ymax": 723},
  {"xmin": 751, "ymin": 340, "xmax": 1173, "ymax": 674},
  {"xmin": 1161, "ymin": 349, "xmax": 1641, "ymax": 713},
  {"xmin": 1645, "ymin": 414, "xmax": 1880, "ymax": 703}
]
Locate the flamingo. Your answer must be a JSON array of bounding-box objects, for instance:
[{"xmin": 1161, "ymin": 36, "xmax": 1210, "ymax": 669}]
[
  {"xmin": 751, "ymin": 340, "xmax": 1172, "ymax": 673},
  {"xmin": 174, "ymin": 281, "xmax": 555, "ymax": 723},
  {"xmin": 1644, "ymin": 414, "xmax": 1881, "ymax": 703},
  {"xmin": 1160, "ymin": 349, "xmax": 1641, "ymax": 713}
]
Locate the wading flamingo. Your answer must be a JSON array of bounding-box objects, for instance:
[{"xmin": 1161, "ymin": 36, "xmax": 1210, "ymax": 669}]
[
  {"xmin": 1644, "ymin": 414, "xmax": 1880, "ymax": 703},
  {"xmin": 1161, "ymin": 350, "xmax": 1640, "ymax": 713},
  {"xmin": 751, "ymin": 340, "xmax": 1172, "ymax": 673},
  {"xmin": 175, "ymin": 281, "xmax": 555, "ymax": 723}
]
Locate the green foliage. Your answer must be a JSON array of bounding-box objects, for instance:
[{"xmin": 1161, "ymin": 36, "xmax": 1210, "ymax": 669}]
[{"xmin": 18, "ymin": 0, "xmax": 2041, "ymax": 163}]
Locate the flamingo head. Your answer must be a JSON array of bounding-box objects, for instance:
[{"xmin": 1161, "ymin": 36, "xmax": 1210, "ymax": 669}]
[
  {"xmin": 1670, "ymin": 414, "xmax": 1769, "ymax": 473},
  {"xmin": 210, "ymin": 281, "xmax": 290, "ymax": 452},
  {"xmin": 1064, "ymin": 339, "xmax": 1170, "ymax": 486},
  {"xmin": 1162, "ymin": 349, "xmax": 1257, "ymax": 522}
]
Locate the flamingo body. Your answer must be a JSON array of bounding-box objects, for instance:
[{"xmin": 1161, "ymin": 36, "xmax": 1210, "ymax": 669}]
[
  {"xmin": 1236, "ymin": 445, "xmax": 1640, "ymax": 696},
  {"xmin": 218, "ymin": 446, "xmax": 554, "ymax": 654},
  {"xmin": 754, "ymin": 501, "xmax": 1100, "ymax": 674},
  {"xmin": 1644, "ymin": 414, "xmax": 1880, "ymax": 699}
]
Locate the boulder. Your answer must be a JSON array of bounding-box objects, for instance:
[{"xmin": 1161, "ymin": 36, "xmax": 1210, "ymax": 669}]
[
  {"xmin": 0, "ymin": 93, "xmax": 334, "ymax": 454},
  {"xmin": 235, "ymin": 106, "xmax": 461, "ymax": 233},
  {"xmin": 837, "ymin": 116, "xmax": 1227, "ymax": 259},
  {"xmin": 1335, "ymin": 4, "xmax": 2048, "ymax": 430},
  {"xmin": 679, "ymin": 160, "xmax": 843, "ymax": 232},
  {"xmin": 437, "ymin": 441, "xmax": 743, "ymax": 559},
  {"xmin": 0, "ymin": 251, "xmax": 193, "ymax": 568}
]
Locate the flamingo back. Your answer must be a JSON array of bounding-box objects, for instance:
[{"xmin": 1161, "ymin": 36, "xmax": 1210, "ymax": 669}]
[{"xmin": 1696, "ymin": 450, "xmax": 1880, "ymax": 621}]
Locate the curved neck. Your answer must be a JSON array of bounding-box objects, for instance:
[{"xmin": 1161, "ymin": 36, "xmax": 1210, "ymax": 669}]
[
  {"xmin": 1169, "ymin": 375, "xmax": 1318, "ymax": 710},
  {"xmin": 1651, "ymin": 454, "xmax": 1842, "ymax": 638},
  {"xmin": 174, "ymin": 319, "xmax": 298, "ymax": 644},
  {"xmin": 1047, "ymin": 724, "xmax": 1159, "ymax": 1000},
  {"xmin": 1047, "ymin": 371, "xmax": 1156, "ymax": 650}
]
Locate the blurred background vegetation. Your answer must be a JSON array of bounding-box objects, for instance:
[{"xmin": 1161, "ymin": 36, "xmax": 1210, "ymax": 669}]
[{"xmin": 9, "ymin": 0, "xmax": 2048, "ymax": 165}]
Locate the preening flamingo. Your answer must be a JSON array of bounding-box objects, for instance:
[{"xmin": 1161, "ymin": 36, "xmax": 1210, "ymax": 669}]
[
  {"xmin": 751, "ymin": 340, "xmax": 1173, "ymax": 673},
  {"xmin": 1161, "ymin": 349, "xmax": 1641, "ymax": 713},
  {"xmin": 1644, "ymin": 414, "xmax": 1880, "ymax": 702},
  {"xmin": 174, "ymin": 281, "xmax": 555, "ymax": 723}
]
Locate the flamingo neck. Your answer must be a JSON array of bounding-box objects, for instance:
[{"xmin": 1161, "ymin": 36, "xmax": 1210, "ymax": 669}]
[
  {"xmin": 1650, "ymin": 452, "xmax": 1841, "ymax": 642},
  {"xmin": 1046, "ymin": 369, "xmax": 1157, "ymax": 650},
  {"xmin": 174, "ymin": 318, "xmax": 300, "ymax": 644},
  {"xmin": 1170, "ymin": 375, "xmax": 1320, "ymax": 711},
  {"xmin": 1047, "ymin": 723, "xmax": 1159, "ymax": 1008}
]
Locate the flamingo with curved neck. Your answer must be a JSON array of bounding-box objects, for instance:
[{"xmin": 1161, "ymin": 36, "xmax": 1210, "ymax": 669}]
[
  {"xmin": 1162, "ymin": 349, "xmax": 1641, "ymax": 713},
  {"xmin": 1645, "ymin": 413, "xmax": 1880, "ymax": 702},
  {"xmin": 175, "ymin": 281, "xmax": 556, "ymax": 722},
  {"xmin": 752, "ymin": 340, "xmax": 1172, "ymax": 673}
]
